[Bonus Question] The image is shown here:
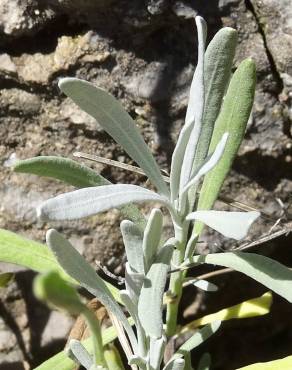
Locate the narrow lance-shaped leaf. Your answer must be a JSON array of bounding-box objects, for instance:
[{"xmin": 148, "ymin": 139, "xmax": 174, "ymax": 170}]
[
  {"xmin": 187, "ymin": 252, "xmax": 292, "ymax": 303},
  {"xmin": 138, "ymin": 245, "xmax": 173, "ymax": 338},
  {"xmin": 170, "ymin": 16, "xmax": 207, "ymax": 202},
  {"xmin": 187, "ymin": 210, "xmax": 260, "ymax": 240},
  {"xmin": 177, "ymin": 321, "xmax": 221, "ymax": 354},
  {"xmin": 13, "ymin": 156, "xmax": 145, "ymax": 230},
  {"xmin": 13, "ymin": 156, "xmax": 109, "ymax": 188},
  {"xmin": 179, "ymin": 17, "xmax": 207, "ymax": 193},
  {"xmin": 68, "ymin": 340, "xmax": 93, "ymax": 370},
  {"xmin": 181, "ymin": 292, "xmax": 272, "ymax": 332},
  {"xmin": 197, "ymin": 353, "xmax": 211, "ymax": 370},
  {"xmin": 236, "ymin": 355, "xmax": 292, "ymax": 370},
  {"xmin": 121, "ymin": 221, "xmax": 144, "ymax": 274},
  {"xmin": 46, "ymin": 229, "xmax": 137, "ymax": 350},
  {"xmin": 34, "ymin": 270, "xmax": 106, "ymax": 367},
  {"xmin": 142, "ymin": 208, "xmax": 163, "ymax": 272},
  {"xmin": 59, "ymin": 78, "xmax": 169, "ymax": 196},
  {"xmin": 192, "ymin": 27, "xmax": 238, "ymax": 172},
  {"xmin": 194, "ymin": 58, "xmax": 256, "ymax": 236},
  {"xmin": 0, "ymin": 229, "xmax": 121, "ymax": 302},
  {"xmin": 37, "ymin": 184, "xmax": 171, "ymax": 222},
  {"xmin": 34, "ymin": 321, "xmax": 126, "ymax": 370}
]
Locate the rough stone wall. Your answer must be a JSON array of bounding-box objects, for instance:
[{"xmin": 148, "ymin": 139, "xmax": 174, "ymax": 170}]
[{"xmin": 0, "ymin": 0, "xmax": 291, "ymax": 368}]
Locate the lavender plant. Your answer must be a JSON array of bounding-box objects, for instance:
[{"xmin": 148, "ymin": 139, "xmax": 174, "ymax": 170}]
[{"xmin": 1, "ymin": 16, "xmax": 292, "ymax": 370}]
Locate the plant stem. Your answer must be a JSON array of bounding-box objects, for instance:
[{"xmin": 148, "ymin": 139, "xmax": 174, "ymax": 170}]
[
  {"xmin": 165, "ymin": 234, "xmax": 186, "ymax": 337},
  {"xmin": 83, "ymin": 307, "xmax": 107, "ymax": 367}
]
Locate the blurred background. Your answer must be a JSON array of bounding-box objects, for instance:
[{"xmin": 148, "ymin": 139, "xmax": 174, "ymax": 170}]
[{"xmin": 0, "ymin": 1, "xmax": 291, "ymax": 369}]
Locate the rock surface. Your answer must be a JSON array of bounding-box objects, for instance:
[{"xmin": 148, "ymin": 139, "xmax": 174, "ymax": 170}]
[{"xmin": 0, "ymin": 0, "xmax": 291, "ymax": 368}]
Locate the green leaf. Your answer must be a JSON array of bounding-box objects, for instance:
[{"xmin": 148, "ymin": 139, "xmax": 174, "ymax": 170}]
[
  {"xmin": 13, "ymin": 156, "xmax": 109, "ymax": 188},
  {"xmin": 34, "ymin": 322, "xmax": 121, "ymax": 370},
  {"xmin": 189, "ymin": 252, "xmax": 292, "ymax": 303},
  {"xmin": 46, "ymin": 229, "xmax": 136, "ymax": 348},
  {"xmin": 138, "ymin": 245, "xmax": 173, "ymax": 338},
  {"xmin": 0, "ymin": 229, "xmax": 121, "ymax": 302},
  {"xmin": 58, "ymin": 78, "xmax": 169, "ymax": 197},
  {"xmin": 37, "ymin": 184, "xmax": 170, "ymax": 222},
  {"xmin": 13, "ymin": 156, "xmax": 145, "ymax": 230},
  {"xmin": 236, "ymin": 355, "xmax": 292, "ymax": 370},
  {"xmin": 0, "ymin": 229, "xmax": 70, "ymax": 278},
  {"xmin": 195, "ymin": 58, "xmax": 256, "ymax": 234},
  {"xmin": 34, "ymin": 270, "xmax": 84, "ymax": 315}
]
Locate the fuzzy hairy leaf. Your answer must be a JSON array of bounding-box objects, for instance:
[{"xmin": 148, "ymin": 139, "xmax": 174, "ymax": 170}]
[
  {"xmin": 14, "ymin": 156, "xmax": 109, "ymax": 188},
  {"xmin": 68, "ymin": 340, "xmax": 93, "ymax": 370},
  {"xmin": 187, "ymin": 210, "xmax": 260, "ymax": 240},
  {"xmin": 192, "ymin": 27, "xmax": 238, "ymax": 171},
  {"xmin": 177, "ymin": 321, "xmax": 221, "ymax": 354},
  {"xmin": 170, "ymin": 16, "xmax": 207, "ymax": 202},
  {"xmin": 189, "ymin": 252, "xmax": 292, "ymax": 303},
  {"xmin": 46, "ymin": 229, "xmax": 136, "ymax": 347},
  {"xmin": 179, "ymin": 17, "xmax": 207, "ymax": 193},
  {"xmin": 38, "ymin": 184, "xmax": 169, "ymax": 221},
  {"xmin": 138, "ymin": 245, "xmax": 173, "ymax": 338},
  {"xmin": 121, "ymin": 221, "xmax": 144, "ymax": 274},
  {"xmin": 195, "ymin": 58, "xmax": 256, "ymax": 235},
  {"xmin": 142, "ymin": 208, "xmax": 163, "ymax": 271},
  {"xmin": 14, "ymin": 156, "xmax": 145, "ymax": 228},
  {"xmin": 163, "ymin": 359, "xmax": 185, "ymax": 370},
  {"xmin": 59, "ymin": 78, "xmax": 169, "ymax": 196}
]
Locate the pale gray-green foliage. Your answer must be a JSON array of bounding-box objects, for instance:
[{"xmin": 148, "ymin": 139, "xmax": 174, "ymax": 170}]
[{"xmin": 27, "ymin": 14, "xmax": 292, "ymax": 370}]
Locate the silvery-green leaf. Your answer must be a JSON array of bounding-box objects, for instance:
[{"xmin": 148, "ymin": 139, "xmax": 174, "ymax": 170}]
[
  {"xmin": 163, "ymin": 358, "xmax": 185, "ymax": 370},
  {"xmin": 186, "ymin": 210, "xmax": 260, "ymax": 240},
  {"xmin": 138, "ymin": 245, "xmax": 173, "ymax": 338},
  {"xmin": 68, "ymin": 340, "xmax": 93, "ymax": 370},
  {"xmin": 170, "ymin": 17, "xmax": 207, "ymax": 202},
  {"xmin": 46, "ymin": 229, "xmax": 137, "ymax": 350},
  {"xmin": 192, "ymin": 27, "xmax": 238, "ymax": 173},
  {"xmin": 14, "ymin": 156, "xmax": 145, "ymax": 230},
  {"xmin": 194, "ymin": 58, "xmax": 256, "ymax": 237},
  {"xmin": 184, "ymin": 233, "xmax": 199, "ymax": 260},
  {"xmin": 197, "ymin": 353, "xmax": 211, "ymax": 370},
  {"xmin": 179, "ymin": 17, "xmax": 207, "ymax": 192},
  {"xmin": 38, "ymin": 184, "xmax": 170, "ymax": 221},
  {"xmin": 177, "ymin": 321, "xmax": 221, "ymax": 354},
  {"xmin": 59, "ymin": 78, "xmax": 169, "ymax": 196},
  {"xmin": 125, "ymin": 263, "xmax": 145, "ymax": 302},
  {"xmin": 149, "ymin": 336, "xmax": 166, "ymax": 370},
  {"xmin": 128, "ymin": 355, "xmax": 147, "ymax": 368},
  {"xmin": 120, "ymin": 290, "xmax": 139, "ymax": 323},
  {"xmin": 181, "ymin": 133, "xmax": 228, "ymax": 196},
  {"xmin": 120, "ymin": 290, "xmax": 147, "ymax": 358},
  {"xmin": 14, "ymin": 156, "xmax": 109, "ymax": 188},
  {"xmin": 189, "ymin": 252, "xmax": 292, "ymax": 303},
  {"xmin": 192, "ymin": 279, "xmax": 218, "ymax": 292},
  {"xmin": 143, "ymin": 208, "xmax": 163, "ymax": 272},
  {"xmin": 121, "ymin": 221, "xmax": 144, "ymax": 274}
]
